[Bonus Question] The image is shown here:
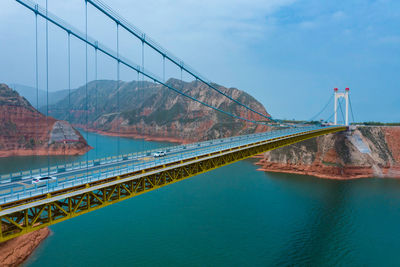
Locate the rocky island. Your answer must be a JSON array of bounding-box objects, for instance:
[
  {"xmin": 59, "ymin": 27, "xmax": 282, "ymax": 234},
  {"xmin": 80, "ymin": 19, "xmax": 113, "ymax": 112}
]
[{"xmin": 0, "ymin": 83, "xmax": 91, "ymax": 157}]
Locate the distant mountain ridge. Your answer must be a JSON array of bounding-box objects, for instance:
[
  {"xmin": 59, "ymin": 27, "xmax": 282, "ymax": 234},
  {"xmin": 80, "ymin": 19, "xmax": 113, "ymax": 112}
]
[
  {"xmin": 10, "ymin": 83, "xmax": 74, "ymax": 109},
  {"xmin": 48, "ymin": 79, "xmax": 270, "ymax": 142}
]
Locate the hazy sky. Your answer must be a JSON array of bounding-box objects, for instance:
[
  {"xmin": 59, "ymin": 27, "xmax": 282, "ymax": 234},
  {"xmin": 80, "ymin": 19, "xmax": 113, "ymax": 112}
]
[{"xmin": 0, "ymin": 0, "xmax": 399, "ymax": 122}]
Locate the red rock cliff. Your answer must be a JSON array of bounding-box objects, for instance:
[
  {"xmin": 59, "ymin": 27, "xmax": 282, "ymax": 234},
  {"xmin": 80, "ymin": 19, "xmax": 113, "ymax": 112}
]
[
  {"xmin": 256, "ymin": 126, "xmax": 400, "ymax": 179},
  {"xmin": 0, "ymin": 83, "xmax": 91, "ymax": 157}
]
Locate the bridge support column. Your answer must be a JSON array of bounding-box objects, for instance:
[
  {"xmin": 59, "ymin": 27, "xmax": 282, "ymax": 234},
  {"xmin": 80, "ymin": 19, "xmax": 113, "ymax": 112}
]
[{"xmin": 334, "ymin": 88, "xmax": 350, "ymax": 126}]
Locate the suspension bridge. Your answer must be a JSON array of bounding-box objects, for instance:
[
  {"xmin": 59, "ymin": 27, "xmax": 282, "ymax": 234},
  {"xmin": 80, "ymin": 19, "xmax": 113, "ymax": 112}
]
[{"xmin": 0, "ymin": 0, "xmax": 351, "ymax": 242}]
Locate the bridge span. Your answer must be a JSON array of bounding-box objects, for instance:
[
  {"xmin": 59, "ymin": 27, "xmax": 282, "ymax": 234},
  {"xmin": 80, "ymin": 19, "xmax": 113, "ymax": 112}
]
[{"xmin": 0, "ymin": 126, "xmax": 346, "ymax": 242}]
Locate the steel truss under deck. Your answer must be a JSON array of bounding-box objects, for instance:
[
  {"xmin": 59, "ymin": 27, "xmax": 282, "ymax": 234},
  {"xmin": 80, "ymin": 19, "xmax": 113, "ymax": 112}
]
[{"xmin": 0, "ymin": 126, "xmax": 346, "ymax": 242}]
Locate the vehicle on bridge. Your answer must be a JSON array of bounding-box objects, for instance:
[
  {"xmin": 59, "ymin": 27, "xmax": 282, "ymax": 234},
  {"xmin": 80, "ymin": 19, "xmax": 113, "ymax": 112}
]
[
  {"xmin": 32, "ymin": 176, "xmax": 56, "ymax": 186},
  {"xmin": 153, "ymin": 151, "xmax": 167, "ymax": 157},
  {"xmin": 321, "ymin": 121, "xmax": 334, "ymax": 127}
]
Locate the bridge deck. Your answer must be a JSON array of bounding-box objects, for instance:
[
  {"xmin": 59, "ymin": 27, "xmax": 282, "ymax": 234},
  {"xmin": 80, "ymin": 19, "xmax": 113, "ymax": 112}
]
[{"xmin": 0, "ymin": 126, "xmax": 346, "ymax": 242}]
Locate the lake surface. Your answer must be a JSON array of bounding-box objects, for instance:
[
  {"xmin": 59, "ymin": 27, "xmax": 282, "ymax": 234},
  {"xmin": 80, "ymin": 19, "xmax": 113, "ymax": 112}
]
[{"xmin": 3, "ymin": 131, "xmax": 400, "ymax": 266}]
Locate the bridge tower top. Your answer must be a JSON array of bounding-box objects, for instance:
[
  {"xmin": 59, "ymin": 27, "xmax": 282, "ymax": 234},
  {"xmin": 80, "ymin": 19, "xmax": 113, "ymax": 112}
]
[{"xmin": 334, "ymin": 88, "xmax": 349, "ymax": 126}]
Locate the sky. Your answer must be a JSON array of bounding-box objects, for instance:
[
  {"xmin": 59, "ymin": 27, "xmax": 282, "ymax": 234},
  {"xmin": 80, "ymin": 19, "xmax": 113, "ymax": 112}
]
[{"xmin": 0, "ymin": 0, "xmax": 399, "ymax": 122}]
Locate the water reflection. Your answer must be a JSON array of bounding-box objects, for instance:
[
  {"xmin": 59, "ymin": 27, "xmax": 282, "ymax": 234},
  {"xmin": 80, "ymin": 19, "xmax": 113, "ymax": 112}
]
[{"xmin": 271, "ymin": 176, "xmax": 356, "ymax": 266}]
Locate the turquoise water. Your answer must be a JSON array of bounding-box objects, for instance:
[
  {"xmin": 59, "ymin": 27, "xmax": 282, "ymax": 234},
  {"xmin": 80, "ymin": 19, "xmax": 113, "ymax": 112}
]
[{"xmin": 3, "ymin": 131, "xmax": 400, "ymax": 266}]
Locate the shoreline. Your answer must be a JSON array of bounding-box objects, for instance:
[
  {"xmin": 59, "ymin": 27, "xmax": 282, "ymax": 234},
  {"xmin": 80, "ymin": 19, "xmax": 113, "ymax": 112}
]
[
  {"xmin": 73, "ymin": 125, "xmax": 192, "ymax": 144},
  {"xmin": 256, "ymin": 167, "xmax": 400, "ymax": 180},
  {"xmin": 0, "ymin": 228, "xmax": 50, "ymax": 267},
  {"xmin": 0, "ymin": 147, "xmax": 92, "ymax": 158},
  {"xmin": 255, "ymin": 166, "xmax": 372, "ymax": 180},
  {"xmin": 254, "ymin": 160, "xmax": 400, "ymax": 180},
  {"xmin": 252, "ymin": 155, "xmax": 373, "ymax": 180},
  {"xmin": 90, "ymin": 129, "xmax": 189, "ymax": 144}
]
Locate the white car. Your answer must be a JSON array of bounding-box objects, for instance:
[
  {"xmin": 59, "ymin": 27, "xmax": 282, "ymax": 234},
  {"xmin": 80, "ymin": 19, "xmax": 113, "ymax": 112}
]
[
  {"xmin": 153, "ymin": 151, "xmax": 167, "ymax": 157},
  {"xmin": 32, "ymin": 176, "xmax": 56, "ymax": 185}
]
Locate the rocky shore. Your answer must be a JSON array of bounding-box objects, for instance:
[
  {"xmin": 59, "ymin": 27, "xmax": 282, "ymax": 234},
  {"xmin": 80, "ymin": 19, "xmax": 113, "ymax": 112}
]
[
  {"xmin": 0, "ymin": 228, "xmax": 50, "ymax": 267},
  {"xmin": 256, "ymin": 126, "xmax": 400, "ymax": 179}
]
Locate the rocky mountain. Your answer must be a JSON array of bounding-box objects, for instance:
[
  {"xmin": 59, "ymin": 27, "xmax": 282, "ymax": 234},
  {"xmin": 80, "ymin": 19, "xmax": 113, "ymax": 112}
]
[
  {"xmin": 0, "ymin": 83, "xmax": 90, "ymax": 157},
  {"xmin": 256, "ymin": 126, "xmax": 400, "ymax": 179},
  {"xmin": 48, "ymin": 79, "xmax": 270, "ymax": 142}
]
